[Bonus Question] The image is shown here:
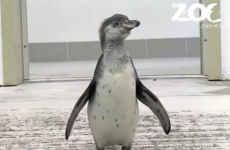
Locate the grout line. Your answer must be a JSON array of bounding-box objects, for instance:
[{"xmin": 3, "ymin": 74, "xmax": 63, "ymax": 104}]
[
  {"xmin": 66, "ymin": 42, "xmax": 69, "ymax": 61},
  {"xmin": 145, "ymin": 39, "xmax": 148, "ymax": 59}
]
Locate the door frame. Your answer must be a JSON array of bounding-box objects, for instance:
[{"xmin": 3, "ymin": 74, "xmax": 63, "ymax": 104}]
[
  {"xmin": 21, "ymin": 0, "xmax": 29, "ymax": 80},
  {"xmin": 200, "ymin": 0, "xmax": 208, "ymax": 76},
  {"xmin": 20, "ymin": 0, "xmax": 220, "ymax": 82}
]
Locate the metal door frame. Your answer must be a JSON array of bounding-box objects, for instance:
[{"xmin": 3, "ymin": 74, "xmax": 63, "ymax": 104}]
[
  {"xmin": 20, "ymin": 0, "xmax": 208, "ymax": 81},
  {"xmin": 200, "ymin": 0, "xmax": 208, "ymax": 76},
  {"xmin": 21, "ymin": 0, "xmax": 29, "ymax": 80}
]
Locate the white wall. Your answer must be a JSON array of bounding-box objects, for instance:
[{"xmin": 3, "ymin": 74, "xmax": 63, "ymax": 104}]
[
  {"xmin": 27, "ymin": 0, "xmax": 200, "ymax": 43},
  {"xmin": 221, "ymin": 0, "xmax": 230, "ymax": 79},
  {"xmin": 0, "ymin": 4, "xmax": 3, "ymax": 85}
]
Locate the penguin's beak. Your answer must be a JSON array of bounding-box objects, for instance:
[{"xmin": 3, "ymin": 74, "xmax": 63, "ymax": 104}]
[{"xmin": 122, "ymin": 20, "xmax": 140, "ymax": 30}]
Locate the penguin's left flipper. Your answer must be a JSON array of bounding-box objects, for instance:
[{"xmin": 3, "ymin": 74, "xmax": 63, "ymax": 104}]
[
  {"xmin": 130, "ymin": 57, "xmax": 171, "ymax": 135},
  {"xmin": 65, "ymin": 79, "xmax": 96, "ymax": 140}
]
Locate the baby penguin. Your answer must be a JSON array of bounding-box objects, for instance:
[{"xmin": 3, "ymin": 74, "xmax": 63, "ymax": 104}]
[{"xmin": 65, "ymin": 14, "xmax": 171, "ymax": 150}]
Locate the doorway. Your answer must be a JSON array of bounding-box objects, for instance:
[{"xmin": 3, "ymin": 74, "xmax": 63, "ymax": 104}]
[{"xmin": 23, "ymin": 0, "xmax": 202, "ymax": 81}]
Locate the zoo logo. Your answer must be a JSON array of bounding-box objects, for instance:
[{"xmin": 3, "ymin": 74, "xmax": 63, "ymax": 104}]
[{"xmin": 172, "ymin": 3, "xmax": 221, "ymax": 23}]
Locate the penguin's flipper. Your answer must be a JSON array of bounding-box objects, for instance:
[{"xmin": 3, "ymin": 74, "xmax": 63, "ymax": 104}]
[
  {"xmin": 136, "ymin": 80, "xmax": 171, "ymax": 135},
  {"xmin": 129, "ymin": 57, "xmax": 171, "ymax": 135},
  {"xmin": 65, "ymin": 79, "xmax": 96, "ymax": 140}
]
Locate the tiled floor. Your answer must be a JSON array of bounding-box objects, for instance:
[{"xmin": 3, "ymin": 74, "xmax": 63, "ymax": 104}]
[
  {"xmin": 0, "ymin": 78, "xmax": 230, "ymax": 149},
  {"xmin": 29, "ymin": 57, "xmax": 200, "ymax": 80}
]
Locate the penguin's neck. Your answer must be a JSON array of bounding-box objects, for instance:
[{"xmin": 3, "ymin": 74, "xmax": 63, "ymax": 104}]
[
  {"xmin": 102, "ymin": 39, "xmax": 129, "ymax": 61},
  {"xmin": 101, "ymin": 39, "xmax": 130, "ymax": 73}
]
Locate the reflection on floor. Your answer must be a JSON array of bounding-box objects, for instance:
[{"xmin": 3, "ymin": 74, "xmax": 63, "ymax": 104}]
[{"xmin": 29, "ymin": 57, "xmax": 200, "ymax": 80}]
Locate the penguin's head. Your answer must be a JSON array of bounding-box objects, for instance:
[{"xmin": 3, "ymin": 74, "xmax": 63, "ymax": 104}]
[{"xmin": 99, "ymin": 14, "xmax": 140, "ymax": 44}]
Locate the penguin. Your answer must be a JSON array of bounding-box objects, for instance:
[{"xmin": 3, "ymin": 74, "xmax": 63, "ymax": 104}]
[{"xmin": 65, "ymin": 14, "xmax": 171, "ymax": 150}]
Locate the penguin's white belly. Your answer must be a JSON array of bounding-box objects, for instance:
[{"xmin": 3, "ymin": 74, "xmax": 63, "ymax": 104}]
[{"xmin": 87, "ymin": 64, "xmax": 139, "ymax": 147}]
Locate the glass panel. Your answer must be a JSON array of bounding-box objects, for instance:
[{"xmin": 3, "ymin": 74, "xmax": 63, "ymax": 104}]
[{"xmin": 27, "ymin": 0, "xmax": 201, "ymax": 80}]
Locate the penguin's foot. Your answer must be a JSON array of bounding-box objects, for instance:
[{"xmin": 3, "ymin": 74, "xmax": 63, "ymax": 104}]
[{"xmin": 121, "ymin": 146, "xmax": 132, "ymax": 150}]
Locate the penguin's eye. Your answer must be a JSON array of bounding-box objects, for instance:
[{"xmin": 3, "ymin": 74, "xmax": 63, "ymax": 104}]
[{"xmin": 115, "ymin": 22, "xmax": 119, "ymax": 26}]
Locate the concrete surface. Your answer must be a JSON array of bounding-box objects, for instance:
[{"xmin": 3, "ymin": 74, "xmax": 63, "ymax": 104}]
[
  {"xmin": 29, "ymin": 57, "xmax": 200, "ymax": 80},
  {"xmin": 0, "ymin": 78, "xmax": 230, "ymax": 150}
]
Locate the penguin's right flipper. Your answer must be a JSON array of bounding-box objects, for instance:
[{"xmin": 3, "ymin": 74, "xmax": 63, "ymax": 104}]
[
  {"xmin": 65, "ymin": 55, "xmax": 103, "ymax": 140},
  {"xmin": 65, "ymin": 79, "xmax": 96, "ymax": 140}
]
